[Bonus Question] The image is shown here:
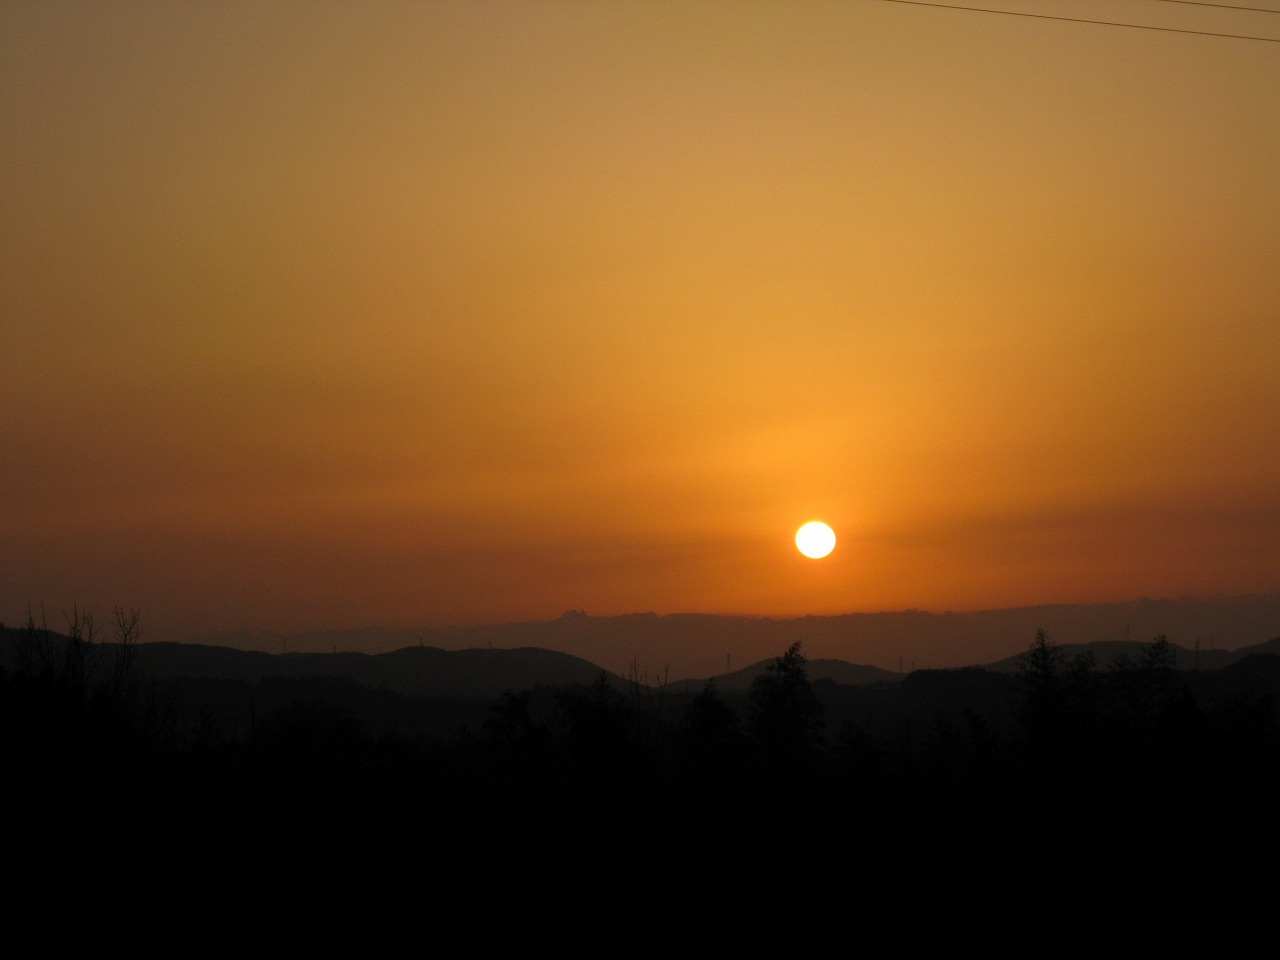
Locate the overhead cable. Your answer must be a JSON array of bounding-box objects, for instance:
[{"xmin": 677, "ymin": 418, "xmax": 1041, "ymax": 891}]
[{"xmin": 873, "ymin": 0, "xmax": 1280, "ymax": 42}]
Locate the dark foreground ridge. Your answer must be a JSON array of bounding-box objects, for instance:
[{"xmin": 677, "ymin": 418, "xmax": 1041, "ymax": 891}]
[{"xmin": 3, "ymin": 614, "xmax": 1279, "ymax": 903}]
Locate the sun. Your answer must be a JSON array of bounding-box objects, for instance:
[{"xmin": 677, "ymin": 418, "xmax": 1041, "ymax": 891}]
[{"xmin": 795, "ymin": 521, "xmax": 836, "ymax": 559}]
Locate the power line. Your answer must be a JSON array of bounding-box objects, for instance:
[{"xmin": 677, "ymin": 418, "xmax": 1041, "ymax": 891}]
[
  {"xmin": 1153, "ymin": 1, "xmax": 1280, "ymax": 14},
  {"xmin": 872, "ymin": 0, "xmax": 1280, "ymax": 42}
]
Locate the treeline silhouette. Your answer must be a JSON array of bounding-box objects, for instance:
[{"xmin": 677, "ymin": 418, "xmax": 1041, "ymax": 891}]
[{"xmin": 4, "ymin": 609, "xmax": 1279, "ymax": 891}]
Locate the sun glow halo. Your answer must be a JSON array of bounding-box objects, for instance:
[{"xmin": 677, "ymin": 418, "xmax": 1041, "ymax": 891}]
[{"xmin": 795, "ymin": 521, "xmax": 836, "ymax": 559}]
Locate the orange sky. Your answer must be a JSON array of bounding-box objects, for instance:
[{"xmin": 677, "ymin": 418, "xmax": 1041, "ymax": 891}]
[{"xmin": 4, "ymin": 1, "xmax": 1279, "ymax": 642}]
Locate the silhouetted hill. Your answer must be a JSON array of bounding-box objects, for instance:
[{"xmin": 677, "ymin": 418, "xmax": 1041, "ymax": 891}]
[
  {"xmin": 7, "ymin": 623, "xmax": 1277, "ymax": 711},
  {"xmin": 1222, "ymin": 650, "xmax": 1280, "ymax": 685},
  {"xmin": 0, "ymin": 633, "xmax": 627, "ymax": 701},
  {"xmin": 979, "ymin": 637, "xmax": 1276, "ymax": 673},
  {"xmin": 187, "ymin": 593, "xmax": 1280, "ymax": 680}
]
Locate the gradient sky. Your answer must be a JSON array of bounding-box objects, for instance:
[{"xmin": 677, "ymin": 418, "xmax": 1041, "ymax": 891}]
[{"xmin": 4, "ymin": 1, "xmax": 1279, "ymax": 642}]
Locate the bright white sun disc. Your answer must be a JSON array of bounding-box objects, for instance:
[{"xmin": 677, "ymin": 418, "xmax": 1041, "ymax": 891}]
[{"xmin": 795, "ymin": 521, "xmax": 836, "ymax": 559}]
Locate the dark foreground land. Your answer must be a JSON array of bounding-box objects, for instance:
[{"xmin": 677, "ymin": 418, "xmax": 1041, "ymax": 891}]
[{"xmin": 4, "ymin": 619, "xmax": 1279, "ymax": 904}]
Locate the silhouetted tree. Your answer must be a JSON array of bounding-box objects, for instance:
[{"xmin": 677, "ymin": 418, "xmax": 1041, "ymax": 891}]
[
  {"xmin": 1108, "ymin": 635, "xmax": 1180, "ymax": 739},
  {"xmin": 746, "ymin": 642, "xmax": 825, "ymax": 763},
  {"xmin": 624, "ymin": 659, "xmax": 671, "ymax": 755},
  {"xmin": 681, "ymin": 679, "xmax": 740, "ymax": 743},
  {"xmin": 484, "ymin": 689, "xmax": 552, "ymax": 761},
  {"xmin": 676, "ymin": 679, "xmax": 746, "ymax": 799},
  {"xmin": 1015, "ymin": 629, "xmax": 1066, "ymax": 743},
  {"xmin": 556, "ymin": 671, "xmax": 634, "ymax": 774}
]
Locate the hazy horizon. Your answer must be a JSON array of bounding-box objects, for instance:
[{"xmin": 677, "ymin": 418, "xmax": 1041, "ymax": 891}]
[{"xmin": 5, "ymin": 3, "xmax": 1278, "ymax": 647}]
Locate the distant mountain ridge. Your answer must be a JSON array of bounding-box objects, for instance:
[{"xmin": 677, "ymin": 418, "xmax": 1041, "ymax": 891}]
[{"xmin": 189, "ymin": 593, "xmax": 1280, "ymax": 681}]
